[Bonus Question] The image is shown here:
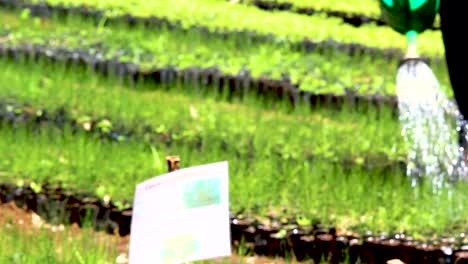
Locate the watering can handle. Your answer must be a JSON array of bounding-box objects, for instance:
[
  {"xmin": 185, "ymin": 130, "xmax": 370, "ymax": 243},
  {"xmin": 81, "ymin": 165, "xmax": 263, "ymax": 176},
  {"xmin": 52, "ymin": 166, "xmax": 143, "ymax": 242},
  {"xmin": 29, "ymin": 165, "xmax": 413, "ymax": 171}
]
[
  {"xmin": 381, "ymin": 0, "xmax": 438, "ymax": 12},
  {"xmin": 379, "ymin": 0, "xmax": 440, "ymax": 35}
]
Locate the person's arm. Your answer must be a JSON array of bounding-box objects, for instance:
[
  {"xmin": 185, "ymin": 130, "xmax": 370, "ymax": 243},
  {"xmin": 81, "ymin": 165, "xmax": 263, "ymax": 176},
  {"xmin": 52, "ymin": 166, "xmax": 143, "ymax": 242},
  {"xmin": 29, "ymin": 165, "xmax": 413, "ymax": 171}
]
[{"xmin": 439, "ymin": 0, "xmax": 468, "ymax": 120}]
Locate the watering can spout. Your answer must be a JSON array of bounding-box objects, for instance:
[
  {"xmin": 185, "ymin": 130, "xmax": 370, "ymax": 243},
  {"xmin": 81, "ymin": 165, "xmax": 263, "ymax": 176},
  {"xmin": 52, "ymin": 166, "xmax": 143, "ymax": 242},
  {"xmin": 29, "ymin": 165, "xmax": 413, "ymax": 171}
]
[
  {"xmin": 379, "ymin": 0, "xmax": 439, "ymax": 62},
  {"xmin": 405, "ymin": 30, "xmax": 418, "ymax": 58}
]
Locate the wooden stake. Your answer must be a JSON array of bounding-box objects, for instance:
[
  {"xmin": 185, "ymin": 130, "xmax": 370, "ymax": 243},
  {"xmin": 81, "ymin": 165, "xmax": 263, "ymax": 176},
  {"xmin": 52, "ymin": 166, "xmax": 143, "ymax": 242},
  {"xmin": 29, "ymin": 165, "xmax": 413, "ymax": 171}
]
[{"xmin": 165, "ymin": 155, "xmax": 180, "ymax": 172}]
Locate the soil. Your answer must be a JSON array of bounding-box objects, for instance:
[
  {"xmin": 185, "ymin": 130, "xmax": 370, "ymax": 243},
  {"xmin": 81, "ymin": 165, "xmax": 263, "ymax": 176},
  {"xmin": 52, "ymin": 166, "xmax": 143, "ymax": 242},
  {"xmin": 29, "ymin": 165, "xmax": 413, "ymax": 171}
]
[{"xmin": 0, "ymin": 202, "xmax": 301, "ymax": 264}]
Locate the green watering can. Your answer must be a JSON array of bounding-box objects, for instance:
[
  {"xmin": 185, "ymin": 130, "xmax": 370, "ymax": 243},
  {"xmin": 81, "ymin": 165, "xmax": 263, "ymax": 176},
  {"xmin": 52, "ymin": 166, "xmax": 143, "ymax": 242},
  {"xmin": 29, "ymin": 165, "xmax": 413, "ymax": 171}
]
[{"xmin": 378, "ymin": 0, "xmax": 440, "ymax": 59}]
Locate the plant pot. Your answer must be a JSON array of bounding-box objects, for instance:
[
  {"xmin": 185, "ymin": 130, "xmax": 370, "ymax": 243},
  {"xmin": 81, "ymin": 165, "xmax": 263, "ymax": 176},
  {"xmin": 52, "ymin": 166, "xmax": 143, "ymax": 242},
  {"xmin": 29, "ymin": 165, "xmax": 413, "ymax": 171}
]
[
  {"xmin": 329, "ymin": 236, "xmax": 348, "ymax": 264},
  {"xmin": 30, "ymin": 3, "xmax": 52, "ymax": 17},
  {"xmin": 379, "ymin": 238, "xmax": 403, "ymax": 261},
  {"xmin": 54, "ymin": 5, "xmax": 70, "ymax": 17},
  {"xmin": 415, "ymin": 243, "xmax": 446, "ymax": 264},
  {"xmin": 230, "ymin": 217, "xmax": 251, "ymax": 242},
  {"xmin": 68, "ymin": 203, "xmax": 82, "ymax": 224},
  {"xmin": 267, "ymin": 235, "xmax": 289, "ymax": 258},
  {"xmin": 287, "ymin": 229, "xmax": 304, "ymax": 260},
  {"xmin": 122, "ymin": 14, "xmax": 138, "ymax": 26},
  {"xmin": 24, "ymin": 191, "xmax": 38, "ymax": 211},
  {"xmin": 78, "ymin": 204, "xmax": 100, "ymax": 227},
  {"xmin": 347, "ymin": 238, "xmax": 362, "ymax": 264},
  {"xmin": 0, "ymin": 183, "xmax": 15, "ymax": 203},
  {"xmin": 117, "ymin": 209, "xmax": 132, "ymax": 236},
  {"xmin": 237, "ymin": 224, "xmax": 255, "ymax": 245},
  {"xmin": 167, "ymin": 66, "xmax": 177, "ymax": 85},
  {"xmin": 360, "ymin": 236, "xmax": 385, "ymax": 264},
  {"xmin": 398, "ymin": 239, "xmax": 419, "ymax": 264},
  {"xmin": 315, "ymin": 233, "xmax": 336, "ymax": 264},
  {"xmin": 253, "ymin": 225, "xmax": 279, "ymax": 256},
  {"xmin": 13, "ymin": 186, "xmax": 27, "ymax": 209}
]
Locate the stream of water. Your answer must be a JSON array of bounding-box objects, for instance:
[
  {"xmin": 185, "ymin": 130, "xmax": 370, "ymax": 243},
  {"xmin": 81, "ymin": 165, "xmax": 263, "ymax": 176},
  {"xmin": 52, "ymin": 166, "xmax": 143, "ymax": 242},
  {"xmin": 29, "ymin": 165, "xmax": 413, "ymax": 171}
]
[{"xmin": 396, "ymin": 59, "xmax": 467, "ymax": 190}]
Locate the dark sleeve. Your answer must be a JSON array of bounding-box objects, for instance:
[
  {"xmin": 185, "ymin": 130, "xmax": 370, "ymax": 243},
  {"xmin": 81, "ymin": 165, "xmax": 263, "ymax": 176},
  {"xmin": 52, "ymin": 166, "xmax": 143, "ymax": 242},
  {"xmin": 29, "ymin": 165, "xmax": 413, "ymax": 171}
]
[{"xmin": 439, "ymin": 0, "xmax": 468, "ymax": 119}]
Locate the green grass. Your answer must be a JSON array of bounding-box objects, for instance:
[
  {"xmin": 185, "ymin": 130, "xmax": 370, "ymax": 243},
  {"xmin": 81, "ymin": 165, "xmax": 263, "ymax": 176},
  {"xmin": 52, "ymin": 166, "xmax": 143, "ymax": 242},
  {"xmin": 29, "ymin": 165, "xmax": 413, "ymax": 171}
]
[
  {"xmin": 0, "ymin": 56, "xmax": 410, "ymax": 163},
  {"xmin": 239, "ymin": 0, "xmax": 383, "ymax": 17},
  {"xmin": 1, "ymin": 117, "xmax": 466, "ymax": 238},
  {"xmin": 240, "ymin": 0, "xmax": 442, "ymax": 29},
  {"xmin": 0, "ymin": 9, "xmax": 453, "ymax": 96},
  {"xmin": 0, "ymin": 221, "xmax": 273, "ymax": 264},
  {"xmin": 0, "ymin": 201, "xmax": 252, "ymax": 264},
  {"xmin": 1, "ymin": 125, "xmax": 163, "ymax": 203},
  {"xmin": 0, "ymin": 55, "xmax": 463, "ymax": 237},
  {"xmin": 0, "ymin": 220, "xmax": 121, "ymax": 263},
  {"xmin": 0, "ymin": 0, "xmax": 464, "ymax": 250},
  {"xmin": 18, "ymin": 0, "xmax": 446, "ymax": 58}
]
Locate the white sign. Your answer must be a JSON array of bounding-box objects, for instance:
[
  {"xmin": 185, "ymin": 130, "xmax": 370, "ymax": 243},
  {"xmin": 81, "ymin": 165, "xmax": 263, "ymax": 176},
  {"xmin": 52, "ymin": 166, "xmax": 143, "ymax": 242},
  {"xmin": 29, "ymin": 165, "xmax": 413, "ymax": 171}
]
[{"xmin": 128, "ymin": 161, "xmax": 231, "ymax": 264}]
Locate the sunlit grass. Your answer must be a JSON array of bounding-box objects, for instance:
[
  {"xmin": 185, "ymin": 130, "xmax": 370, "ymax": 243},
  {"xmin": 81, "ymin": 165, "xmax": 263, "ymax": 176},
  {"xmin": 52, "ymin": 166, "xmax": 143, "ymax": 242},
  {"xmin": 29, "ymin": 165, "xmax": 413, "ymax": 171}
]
[
  {"xmin": 20, "ymin": 0, "xmax": 445, "ymax": 57},
  {"xmin": 1, "ymin": 120, "xmax": 466, "ymax": 237},
  {"xmin": 0, "ymin": 214, "xmax": 121, "ymax": 263},
  {"xmin": 0, "ymin": 8, "xmax": 452, "ymax": 95},
  {"xmin": 0, "ymin": 56, "xmax": 408, "ymax": 163}
]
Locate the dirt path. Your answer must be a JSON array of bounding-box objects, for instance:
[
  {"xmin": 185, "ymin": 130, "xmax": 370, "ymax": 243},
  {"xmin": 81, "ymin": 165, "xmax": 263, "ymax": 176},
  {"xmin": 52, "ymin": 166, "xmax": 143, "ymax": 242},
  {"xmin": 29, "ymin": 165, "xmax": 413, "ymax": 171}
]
[{"xmin": 0, "ymin": 202, "xmax": 302, "ymax": 264}]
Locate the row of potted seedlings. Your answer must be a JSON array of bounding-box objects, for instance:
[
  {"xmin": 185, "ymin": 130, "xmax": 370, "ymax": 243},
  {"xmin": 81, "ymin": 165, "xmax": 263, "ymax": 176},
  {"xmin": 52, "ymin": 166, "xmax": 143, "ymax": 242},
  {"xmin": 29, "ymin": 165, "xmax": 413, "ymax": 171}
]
[
  {"xmin": 247, "ymin": 0, "xmax": 441, "ymax": 30},
  {"xmin": 0, "ymin": 182, "xmax": 133, "ymax": 236},
  {"xmin": 0, "ymin": 100, "xmax": 408, "ymax": 174},
  {"xmin": 248, "ymin": 0, "xmax": 387, "ymax": 28},
  {"xmin": 0, "ymin": 102, "xmax": 465, "ymax": 263},
  {"xmin": 0, "ymin": 42, "xmax": 403, "ymax": 114},
  {"xmin": 0, "ymin": 0, "xmax": 423, "ymax": 61},
  {"xmin": 0, "ymin": 101, "xmax": 131, "ymax": 143},
  {"xmin": 0, "ymin": 182, "xmax": 466, "ymax": 264}
]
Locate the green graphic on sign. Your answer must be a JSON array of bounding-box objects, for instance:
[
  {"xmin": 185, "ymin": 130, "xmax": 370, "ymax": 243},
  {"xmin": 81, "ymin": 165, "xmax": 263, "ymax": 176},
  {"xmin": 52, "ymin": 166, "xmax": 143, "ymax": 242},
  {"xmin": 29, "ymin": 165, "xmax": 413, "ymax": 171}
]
[
  {"xmin": 183, "ymin": 177, "xmax": 221, "ymax": 209},
  {"xmin": 162, "ymin": 234, "xmax": 199, "ymax": 263}
]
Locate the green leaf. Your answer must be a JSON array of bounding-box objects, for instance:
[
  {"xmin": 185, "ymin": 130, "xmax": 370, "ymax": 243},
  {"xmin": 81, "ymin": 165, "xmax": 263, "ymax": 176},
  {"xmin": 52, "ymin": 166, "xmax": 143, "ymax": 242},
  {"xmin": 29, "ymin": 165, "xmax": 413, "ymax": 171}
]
[
  {"xmin": 20, "ymin": 9, "xmax": 31, "ymax": 20},
  {"xmin": 150, "ymin": 145, "xmax": 163, "ymax": 172},
  {"xmin": 30, "ymin": 182, "xmax": 42, "ymax": 193}
]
